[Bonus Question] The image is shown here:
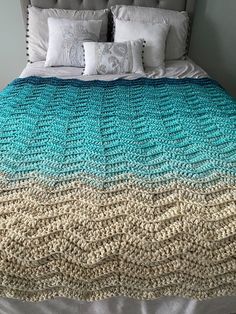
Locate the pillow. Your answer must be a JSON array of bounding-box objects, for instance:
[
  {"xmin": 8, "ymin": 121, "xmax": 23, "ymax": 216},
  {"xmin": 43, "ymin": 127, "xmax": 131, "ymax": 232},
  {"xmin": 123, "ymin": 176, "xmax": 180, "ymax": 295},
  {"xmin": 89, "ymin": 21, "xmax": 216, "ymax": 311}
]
[
  {"xmin": 111, "ymin": 5, "xmax": 189, "ymax": 60},
  {"xmin": 83, "ymin": 40, "xmax": 145, "ymax": 75},
  {"xmin": 45, "ymin": 18, "xmax": 102, "ymax": 67},
  {"xmin": 27, "ymin": 6, "xmax": 108, "ymax": 63},
  {"xmin": 114, "ymin": 19, "xmax": 169, "ymax": 70}
]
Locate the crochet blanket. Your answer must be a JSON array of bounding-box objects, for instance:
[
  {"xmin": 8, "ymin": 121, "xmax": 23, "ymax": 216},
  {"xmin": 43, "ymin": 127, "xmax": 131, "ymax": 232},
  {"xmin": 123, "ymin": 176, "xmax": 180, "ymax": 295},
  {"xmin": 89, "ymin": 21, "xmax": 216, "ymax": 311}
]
[{"xmin": 0, "ymin": 77, "xmax": 235, "ymax": 301}]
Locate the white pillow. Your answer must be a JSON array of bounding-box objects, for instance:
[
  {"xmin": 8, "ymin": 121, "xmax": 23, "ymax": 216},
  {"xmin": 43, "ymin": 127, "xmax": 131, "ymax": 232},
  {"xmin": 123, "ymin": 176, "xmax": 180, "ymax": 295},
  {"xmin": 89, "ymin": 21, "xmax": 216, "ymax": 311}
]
[
  {"xmin": 111, "ymin": 5, "xmax": 189, "ymax": 60},
  {"xmin": 27, "ymin": 6, "xmax": 108, "ymax": 63},
  {"xmin": 83, "ymin": 40, "xmax": 144, "ymax": 75},
  {"xmin": 45, "ymin": 18, "xmax": 103, "ymax": 67},
  {"xmin": 114, "ymin": 19, "xmax": 169, "ymax": 70}
]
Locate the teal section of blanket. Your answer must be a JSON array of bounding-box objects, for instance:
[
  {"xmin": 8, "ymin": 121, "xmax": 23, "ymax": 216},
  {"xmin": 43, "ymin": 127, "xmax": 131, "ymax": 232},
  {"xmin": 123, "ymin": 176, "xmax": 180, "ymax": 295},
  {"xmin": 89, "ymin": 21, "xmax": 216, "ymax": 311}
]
[{"xmin": 0, "ymin": 77, "xmax": 236, "ymax": 186}]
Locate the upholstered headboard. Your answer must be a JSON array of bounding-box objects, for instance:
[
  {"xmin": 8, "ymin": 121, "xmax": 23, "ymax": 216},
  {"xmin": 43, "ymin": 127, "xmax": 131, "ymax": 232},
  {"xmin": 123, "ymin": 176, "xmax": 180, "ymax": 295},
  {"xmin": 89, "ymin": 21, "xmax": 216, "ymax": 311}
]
[{"xmin": 20, "ymin": 0, "xmax": 196, "ymax": 28}]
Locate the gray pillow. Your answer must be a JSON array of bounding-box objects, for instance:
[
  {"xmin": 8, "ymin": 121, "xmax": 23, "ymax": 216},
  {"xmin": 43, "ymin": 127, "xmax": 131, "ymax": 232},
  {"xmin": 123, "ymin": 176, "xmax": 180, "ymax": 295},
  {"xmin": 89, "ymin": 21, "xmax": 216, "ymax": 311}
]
[
  {"xmin": 111, "ymin": 5, "xmax": 189, "ymax": 61},
  {"xmin": 27, "ymin": 6, "xmax": 108, "ymax": 63}
]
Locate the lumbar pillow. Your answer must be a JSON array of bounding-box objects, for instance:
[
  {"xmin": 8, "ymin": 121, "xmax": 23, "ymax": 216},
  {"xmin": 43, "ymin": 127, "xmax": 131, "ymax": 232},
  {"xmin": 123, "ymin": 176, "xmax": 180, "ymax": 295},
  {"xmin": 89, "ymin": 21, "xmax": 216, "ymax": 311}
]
[
  {"xmin": 83, "ymin": 39, "xmax": 145, "ymax": 75},
  {"xmin": 114, "ymin": 19, "xmax": 169, "ymax": 70},
  {"xmin": 45, "ymin": 18, "xmax": 103, "ymax": 67},
  {"xmin": 27, "ymin": 6, "xmax": 108, "ymax": 63},
  {"xmin": 111, "ymin": 5, "xmax": 189, "ymax": 61}
]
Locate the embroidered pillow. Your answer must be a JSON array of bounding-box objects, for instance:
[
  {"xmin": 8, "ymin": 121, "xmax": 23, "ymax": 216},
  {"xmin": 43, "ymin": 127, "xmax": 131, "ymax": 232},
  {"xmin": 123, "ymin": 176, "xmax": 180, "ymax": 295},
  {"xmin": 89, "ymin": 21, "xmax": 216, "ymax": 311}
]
[
  {"xmin": 45, "ymin": 18, "xmax": 103, "ymax": 67},
  {"xmin": 27, "ymin": 6, "xmax": 108, "ymax": 63},
  {"xmin": 83, "ymin": 40, "xmax": 145, "ymax": 75},
  {"xmin": 114, "ymin": 19, "xmax": 169, "ymax": 70}
]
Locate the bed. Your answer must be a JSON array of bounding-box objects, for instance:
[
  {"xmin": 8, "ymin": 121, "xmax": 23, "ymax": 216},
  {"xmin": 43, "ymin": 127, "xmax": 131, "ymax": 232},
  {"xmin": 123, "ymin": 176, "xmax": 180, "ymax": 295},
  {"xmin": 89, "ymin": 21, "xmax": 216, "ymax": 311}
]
[{"xmin": 0, "ymin": 0, "xmax": 235, "ymax": 313}]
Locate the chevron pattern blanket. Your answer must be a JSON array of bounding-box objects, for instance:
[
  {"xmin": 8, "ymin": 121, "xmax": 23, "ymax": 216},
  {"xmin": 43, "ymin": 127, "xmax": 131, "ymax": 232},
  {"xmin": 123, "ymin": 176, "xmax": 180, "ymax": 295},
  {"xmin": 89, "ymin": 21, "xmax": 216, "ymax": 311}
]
[{"xmin": 0, "ymin": 77, "xmax": 235, "ymax": 301}]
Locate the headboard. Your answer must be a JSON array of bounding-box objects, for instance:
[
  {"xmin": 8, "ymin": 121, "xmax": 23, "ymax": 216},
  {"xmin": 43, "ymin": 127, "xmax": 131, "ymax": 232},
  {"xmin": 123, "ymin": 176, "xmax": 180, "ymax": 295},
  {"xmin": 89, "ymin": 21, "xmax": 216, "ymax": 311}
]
[{"xmin": 20, "ymin": 0, "xmax": 196, "ymax": 28}]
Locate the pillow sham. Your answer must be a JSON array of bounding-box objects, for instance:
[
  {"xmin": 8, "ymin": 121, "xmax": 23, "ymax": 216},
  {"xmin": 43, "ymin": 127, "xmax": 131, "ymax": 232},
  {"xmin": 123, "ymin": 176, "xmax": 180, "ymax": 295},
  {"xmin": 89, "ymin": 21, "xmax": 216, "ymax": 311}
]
[
  {"xmin": 83, "ymin": 40, "xmax": 145, "ymax": 75},
  {"xmin": 27, "ymin": 6, "xmax": 108, "ymax": 63},
  {"xmin": 111, "ymin": 5, "xmax": 189, "ymax": 61},
  {"xmin": 45, "ymin": 18, "xmax": 102, "ymax": 67},
  {"xmin": 114, "ymin": 19, "xmax": 169, "ymax": 70}
]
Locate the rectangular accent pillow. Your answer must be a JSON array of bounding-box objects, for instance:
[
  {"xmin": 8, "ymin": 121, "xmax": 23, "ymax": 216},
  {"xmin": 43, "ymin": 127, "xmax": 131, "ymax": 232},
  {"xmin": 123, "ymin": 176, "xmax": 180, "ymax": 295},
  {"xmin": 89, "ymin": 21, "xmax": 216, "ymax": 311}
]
[
  {"xmin": 83, "ymin": 40, "xmax": 145, "ymax": 75},
  {"xmin": 114, "ymin": 19, "xmax": 169, "ymax": 70},
  {"xmin": 45, "ymin": 18, "xmax": 103, "ymax": 68},
  {"xmin": 111, "ymin": 5, "xmax": 189, "ymax": 61},
  {"xmin": 27, "ymin": 6, "xmax": 108, "ymax": 63}
]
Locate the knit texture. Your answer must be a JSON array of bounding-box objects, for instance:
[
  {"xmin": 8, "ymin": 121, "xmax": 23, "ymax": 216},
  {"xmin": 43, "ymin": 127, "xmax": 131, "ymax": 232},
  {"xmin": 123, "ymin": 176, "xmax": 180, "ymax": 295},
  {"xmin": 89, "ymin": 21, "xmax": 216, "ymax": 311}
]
[{"xmin": 0, "ymin": 77, "xmax": 235, "ymax": 301}]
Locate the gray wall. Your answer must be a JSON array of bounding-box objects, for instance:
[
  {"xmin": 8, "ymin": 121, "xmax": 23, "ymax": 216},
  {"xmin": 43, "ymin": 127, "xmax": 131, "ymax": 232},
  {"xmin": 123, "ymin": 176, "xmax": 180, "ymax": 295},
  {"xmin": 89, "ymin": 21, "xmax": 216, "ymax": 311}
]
[
  {"xmin": 189, "ymin": 0, "xmax": 236, "ymax": 98},
  {"xmin": 0, "ymin": 0, "xmax": 26, "ymax": 90}
]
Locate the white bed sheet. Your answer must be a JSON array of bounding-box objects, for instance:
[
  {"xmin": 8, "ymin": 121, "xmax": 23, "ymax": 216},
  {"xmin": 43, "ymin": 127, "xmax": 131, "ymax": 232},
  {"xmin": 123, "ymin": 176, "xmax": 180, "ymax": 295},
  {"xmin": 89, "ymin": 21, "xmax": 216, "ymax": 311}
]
[
  {"xmin": 20, "ymin": 58, "xmax": 208, "ymax": 80},
  {"xmin": 1, "ymin": 296, "xmax": 236, "ymax": 314},
  {"xmin": 5, "ymin": 60, "xmax": 235, "ymax": 314}
]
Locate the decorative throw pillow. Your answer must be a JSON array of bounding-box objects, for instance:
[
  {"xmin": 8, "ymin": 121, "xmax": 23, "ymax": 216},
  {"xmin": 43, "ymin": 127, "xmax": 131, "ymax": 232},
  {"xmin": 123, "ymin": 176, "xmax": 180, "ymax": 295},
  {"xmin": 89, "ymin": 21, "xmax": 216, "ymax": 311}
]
[
  {"xmin": 45, "ymin": 18, "xmax": 103, "ymax": 67},
  {"xmin": 111, "ymin": 5, "xmax": 189, "ymax": 61},
  {"xmin": 83, "ymin": 40, "xmax": 145, "ymax": 75},
  {"xmin": 114, "ymin": 19, "xmax": 169, "ymax": 70},
  {"xmin": 27, "ymin": 6, "xmax": 108, "ymax": 63}
]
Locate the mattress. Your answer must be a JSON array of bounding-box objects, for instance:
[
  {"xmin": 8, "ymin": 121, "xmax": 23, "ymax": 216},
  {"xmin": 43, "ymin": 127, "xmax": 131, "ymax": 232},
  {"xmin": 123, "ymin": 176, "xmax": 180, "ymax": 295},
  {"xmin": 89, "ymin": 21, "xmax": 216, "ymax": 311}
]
[{"xmin": 1, "ymin": 61, "xmax": 235, "ymax": 314}]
